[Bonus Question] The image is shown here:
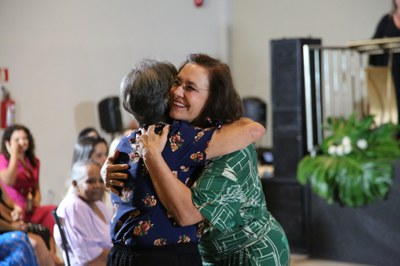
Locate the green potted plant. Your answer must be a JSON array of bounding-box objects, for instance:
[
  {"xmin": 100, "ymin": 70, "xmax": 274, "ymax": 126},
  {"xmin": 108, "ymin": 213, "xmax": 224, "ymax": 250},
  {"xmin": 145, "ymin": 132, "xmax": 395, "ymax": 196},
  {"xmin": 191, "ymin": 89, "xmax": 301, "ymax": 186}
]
[{"xmin": 297, "ymin": 113, "xmax": 400, "ymax": 207}]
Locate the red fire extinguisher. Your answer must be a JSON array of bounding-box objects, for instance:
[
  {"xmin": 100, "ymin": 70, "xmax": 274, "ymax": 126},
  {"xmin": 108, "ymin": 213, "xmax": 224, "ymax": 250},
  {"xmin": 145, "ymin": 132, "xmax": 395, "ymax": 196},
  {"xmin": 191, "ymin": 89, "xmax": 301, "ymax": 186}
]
[{"xmin": 1, "ymin": 86, "xmax": 16, "ymax": 128}]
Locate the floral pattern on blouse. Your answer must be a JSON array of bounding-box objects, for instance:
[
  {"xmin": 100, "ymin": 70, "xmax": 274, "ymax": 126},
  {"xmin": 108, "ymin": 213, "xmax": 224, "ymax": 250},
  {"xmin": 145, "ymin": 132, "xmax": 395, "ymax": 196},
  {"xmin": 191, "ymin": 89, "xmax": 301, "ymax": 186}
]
[
  {"xmin": 180, "ymin": 165, "xmax": 189, "ymax": 172},
  {"xmin": 190, "ymin": 151, "xmax": 204, "ymax": 162},
  {"xmin": 142, "ymin": 194, "xmax": 157, "ymax": 207},
  {"xmin": 170, "ymin": 132, "xmax": 184, "ymax": 152},
  {"xmin": 178, "ymin": 234, "xmax": 191, "ymax": 243},
  {"xmin": 154, "ymin": 238, "xmax": 167, "ymax": 246},
  {"xmin": 194, "ymin": 131, "xmax": 205, "ymax": 142},
  {"xmin": 129, "ymin": 150, "xmax": 141, "ymax": 164},
  {"xmin": 121, "ymin": 187, "xmax": 134, "ymax": 203},
  {"xmin": 127, "ymin": 130, "xmax": 144, "ymax": 163},
  {"xmin": 197, "ymin": 222, "xmax": 204, "ymax": 239},
  {"xmin": 133, "ymin": 219, "xmax": 154, "ymax": 236},
  {"xmin": 110, "ymin": 121, "xmax": 215, "ymax": 247}
]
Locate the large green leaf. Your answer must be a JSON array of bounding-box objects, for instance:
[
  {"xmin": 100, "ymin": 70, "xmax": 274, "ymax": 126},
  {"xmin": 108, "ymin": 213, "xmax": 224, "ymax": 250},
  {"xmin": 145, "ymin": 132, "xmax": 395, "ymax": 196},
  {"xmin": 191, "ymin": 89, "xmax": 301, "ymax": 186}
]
[{"xmin": 297, "ymin": 114, "xmax": 400, "ymax": 208}]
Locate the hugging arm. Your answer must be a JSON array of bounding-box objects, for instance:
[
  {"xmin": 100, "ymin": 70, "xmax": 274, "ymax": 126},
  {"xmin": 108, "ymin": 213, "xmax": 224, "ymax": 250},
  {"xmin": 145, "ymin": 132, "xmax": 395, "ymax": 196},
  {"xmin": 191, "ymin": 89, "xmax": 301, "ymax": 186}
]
[
  {"xmin": 206, "ymin": 117, "xmax": 265, "ymax": 158},
  {"xmin": 142, "ymin": 119, "xmax": 264, "ymax": 226},
  {"xmin": 103, "ymin": 118, "xmax": 265, "ymax": 196}
]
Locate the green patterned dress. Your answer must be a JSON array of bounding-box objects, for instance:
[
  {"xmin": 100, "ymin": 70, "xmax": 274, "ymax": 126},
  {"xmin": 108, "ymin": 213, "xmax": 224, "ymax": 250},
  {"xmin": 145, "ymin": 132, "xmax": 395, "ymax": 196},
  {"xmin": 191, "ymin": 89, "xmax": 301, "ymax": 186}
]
[{"xmin": 191, "ymin": 144, "xmax": 290, "ymax": 266}]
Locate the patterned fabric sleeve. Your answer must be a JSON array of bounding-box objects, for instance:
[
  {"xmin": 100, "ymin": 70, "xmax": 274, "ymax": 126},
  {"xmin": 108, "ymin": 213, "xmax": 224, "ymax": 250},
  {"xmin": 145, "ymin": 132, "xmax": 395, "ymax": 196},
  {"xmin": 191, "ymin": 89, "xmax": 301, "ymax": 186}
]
[
  {"xmin": 191, "ymin": 146, "xmax": 290, "ymax": 265},
  {"xmin": 165, "ymin": 121, "xmax": 215, "ymax": 168},
  {"xmin": 191, "ymin": 152, "xmax": 244, "ymax": 232}
]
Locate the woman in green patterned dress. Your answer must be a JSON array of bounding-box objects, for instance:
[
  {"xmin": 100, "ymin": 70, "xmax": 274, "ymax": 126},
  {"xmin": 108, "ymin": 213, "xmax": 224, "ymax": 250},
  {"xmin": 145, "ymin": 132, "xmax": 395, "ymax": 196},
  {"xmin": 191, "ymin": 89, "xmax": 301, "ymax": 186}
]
[{"xmin": 141, "ymin": 53, "xmax": 290, "ymax": 266}]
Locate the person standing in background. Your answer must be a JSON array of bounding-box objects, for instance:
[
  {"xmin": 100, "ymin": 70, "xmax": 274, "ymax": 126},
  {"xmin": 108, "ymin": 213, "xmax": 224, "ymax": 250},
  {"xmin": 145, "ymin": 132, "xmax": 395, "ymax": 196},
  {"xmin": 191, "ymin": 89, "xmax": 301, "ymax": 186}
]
[{"xmin": 370, "ymin": 0, "xmax": 400, "ymax": 120}]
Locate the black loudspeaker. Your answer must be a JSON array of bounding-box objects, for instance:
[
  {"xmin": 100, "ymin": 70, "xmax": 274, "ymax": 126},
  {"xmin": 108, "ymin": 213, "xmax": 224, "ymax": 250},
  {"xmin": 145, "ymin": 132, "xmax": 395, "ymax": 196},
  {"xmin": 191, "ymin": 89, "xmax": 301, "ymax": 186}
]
[
  {"xmin": 242, "ymin": 97, "xmax": 267, "ymax": 128},
  {"xmin": 262, "ymin": 178, "xmax": 310, "ymax": 254},
  {"xmin": 267, "ymin": 38, "xmax": 321, "ymax": 255},
  {"xmin": 271, "ymin": 38, "xmax": 321, "ymax": 178},
  {"xmin": 98, "ymin": 96, "xmax": 123, "ymax": 134}
]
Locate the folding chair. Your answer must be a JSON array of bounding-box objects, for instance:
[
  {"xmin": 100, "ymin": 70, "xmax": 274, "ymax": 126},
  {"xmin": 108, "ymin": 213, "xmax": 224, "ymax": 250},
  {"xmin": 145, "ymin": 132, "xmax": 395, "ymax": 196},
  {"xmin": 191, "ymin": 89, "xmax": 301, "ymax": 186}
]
[{"xmin": 52, "ymin": 208, "xmax": 71, "ymax": 266}]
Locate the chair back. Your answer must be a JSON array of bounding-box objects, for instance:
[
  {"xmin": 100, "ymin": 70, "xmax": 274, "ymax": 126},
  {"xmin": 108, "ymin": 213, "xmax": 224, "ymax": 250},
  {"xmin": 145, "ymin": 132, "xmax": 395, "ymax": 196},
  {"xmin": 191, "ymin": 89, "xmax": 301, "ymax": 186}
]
[{"xmin": 52, "ymin": 208, "xmax": 71, "ymax": 266}]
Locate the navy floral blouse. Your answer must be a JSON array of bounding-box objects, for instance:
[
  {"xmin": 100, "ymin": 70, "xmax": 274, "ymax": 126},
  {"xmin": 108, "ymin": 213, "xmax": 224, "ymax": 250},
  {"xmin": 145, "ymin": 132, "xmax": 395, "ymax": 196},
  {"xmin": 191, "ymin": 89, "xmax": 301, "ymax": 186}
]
[{"xmin": 110, "ymin": 120, "xmax": 214, "ymax": 247}]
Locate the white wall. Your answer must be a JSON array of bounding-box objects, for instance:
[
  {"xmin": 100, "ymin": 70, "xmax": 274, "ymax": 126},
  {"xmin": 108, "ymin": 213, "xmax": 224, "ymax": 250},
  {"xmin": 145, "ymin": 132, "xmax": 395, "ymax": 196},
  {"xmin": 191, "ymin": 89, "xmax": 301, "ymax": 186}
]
[
  {"xmin": 0, "ymin": 0, "xmax": 229, "ymax": 204},
  {"xmin": 0, "ymin": 0, "xmax": 391, "ymax": 204},
  {"xmin": 231, "ymin": 0, "xmax": 391, "ymax": 146}
]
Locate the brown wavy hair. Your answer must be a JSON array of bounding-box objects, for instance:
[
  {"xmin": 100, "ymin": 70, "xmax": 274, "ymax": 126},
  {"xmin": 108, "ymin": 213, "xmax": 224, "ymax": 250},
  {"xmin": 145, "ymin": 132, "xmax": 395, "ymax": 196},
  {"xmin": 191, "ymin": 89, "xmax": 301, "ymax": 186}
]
[
  {"xmin": 1, "ymin": 124, "xmax": 37, "ymax": 168},
  {"xmin": 177, "ymin": 53, "xmax": 243, "ymax": 128}
]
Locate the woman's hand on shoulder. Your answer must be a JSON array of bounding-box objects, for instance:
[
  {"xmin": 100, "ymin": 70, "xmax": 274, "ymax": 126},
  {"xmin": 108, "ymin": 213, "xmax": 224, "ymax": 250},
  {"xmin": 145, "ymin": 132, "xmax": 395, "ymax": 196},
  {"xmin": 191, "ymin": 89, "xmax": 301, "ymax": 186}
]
[{"xmin": 141, "ymin": 124, "xmax": 170, "ymax": 160}]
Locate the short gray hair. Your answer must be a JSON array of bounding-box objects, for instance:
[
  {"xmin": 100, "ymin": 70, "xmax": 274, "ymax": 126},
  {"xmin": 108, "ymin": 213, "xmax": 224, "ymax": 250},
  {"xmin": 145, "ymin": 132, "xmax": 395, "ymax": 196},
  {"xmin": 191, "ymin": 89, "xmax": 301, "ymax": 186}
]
[
  {"xmin": 67, "ymin": 160, "xmax": 98, "ymax": 194},
  {"xmin": 121, "ymin": 59, "xmax": 177, "ymax": 127}
]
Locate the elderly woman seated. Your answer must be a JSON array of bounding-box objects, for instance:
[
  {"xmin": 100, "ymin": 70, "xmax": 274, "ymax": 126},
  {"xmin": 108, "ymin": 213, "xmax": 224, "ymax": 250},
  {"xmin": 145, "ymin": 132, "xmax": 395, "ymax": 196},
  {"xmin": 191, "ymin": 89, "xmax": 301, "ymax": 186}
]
[{"xmin": 54, "ymin": 160, "xmax": 112, "ymax": 265}]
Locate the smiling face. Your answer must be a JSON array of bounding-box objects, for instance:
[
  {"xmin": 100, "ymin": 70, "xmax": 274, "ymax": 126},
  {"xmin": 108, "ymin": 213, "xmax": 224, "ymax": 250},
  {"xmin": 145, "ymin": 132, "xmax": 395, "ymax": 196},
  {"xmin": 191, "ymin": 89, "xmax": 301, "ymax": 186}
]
[
  {"xmin": 74, "ymin": 163, "xmax": 104, "ymax": 203},
  {"xmin": 169, "ymin": 63, "xmax": 210, "ymax": 123},
  {"xmin": 9, "ymin": 130, "xmax": 30, "ymax": 152}
]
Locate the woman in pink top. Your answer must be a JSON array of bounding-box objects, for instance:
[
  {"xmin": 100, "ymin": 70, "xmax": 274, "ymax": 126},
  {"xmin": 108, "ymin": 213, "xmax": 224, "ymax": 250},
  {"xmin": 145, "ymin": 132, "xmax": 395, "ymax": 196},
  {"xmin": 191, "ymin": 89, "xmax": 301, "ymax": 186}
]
[{"xmin": 0, "ymin": 124, "xmax": 63, "ymax": 265}]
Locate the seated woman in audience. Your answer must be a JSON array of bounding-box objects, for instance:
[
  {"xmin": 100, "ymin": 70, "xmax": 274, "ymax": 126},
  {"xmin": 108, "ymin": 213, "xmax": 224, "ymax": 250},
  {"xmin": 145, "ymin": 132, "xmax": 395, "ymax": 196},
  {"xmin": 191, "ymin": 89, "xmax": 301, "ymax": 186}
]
[
  {"xmin": 72, "ymin": 136, "xmax": 108, "ymax": 166},
  {"xmin": 54, "ymin": 160, "xmax": 112, "ymax": 265},
  {"xmin": 71, "ymin": 136, "xmax": 111, "ymax": 211},
  {"xmin": 0, "ymin": 124, "xmax": 61, "ymax": 262},
  {"xmin": 0, "ymin": 182, "xmax": 60, "ymax": 265},
  {"xmin": 77, "ymin": 127, "xmax": 100, "ymax": 140}
]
